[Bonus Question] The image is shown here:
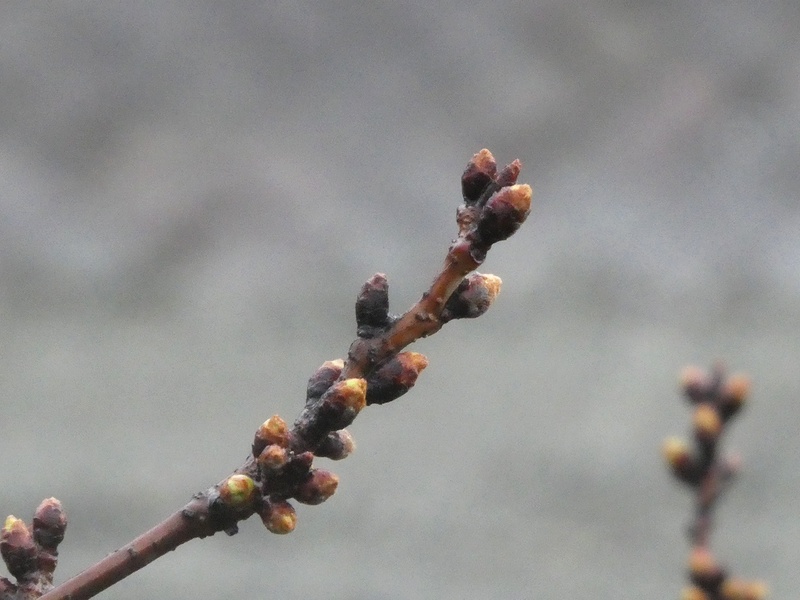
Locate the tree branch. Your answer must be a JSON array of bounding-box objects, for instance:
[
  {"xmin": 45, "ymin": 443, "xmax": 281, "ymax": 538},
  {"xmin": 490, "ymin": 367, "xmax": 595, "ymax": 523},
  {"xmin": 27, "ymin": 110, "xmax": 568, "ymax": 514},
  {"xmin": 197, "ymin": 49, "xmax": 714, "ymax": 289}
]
[
  {"xmin": 2, "ymin": 149, "xmax": 532, "ymax": 600},
  {"xmin": 663, "ymin": 364, "xmax": 768, "ymax": 600}
]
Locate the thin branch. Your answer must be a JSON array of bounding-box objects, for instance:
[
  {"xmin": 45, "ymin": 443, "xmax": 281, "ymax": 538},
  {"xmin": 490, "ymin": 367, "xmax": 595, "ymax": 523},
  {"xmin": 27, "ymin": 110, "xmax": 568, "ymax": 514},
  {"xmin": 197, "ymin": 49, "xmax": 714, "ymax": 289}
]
[
  {"xmin": 663, "ymin": 364, "xmax": 768, "ymax": 600},
  {"xmin": 1, "ymin": 149, "xmax": 532, "ymax": 600}
]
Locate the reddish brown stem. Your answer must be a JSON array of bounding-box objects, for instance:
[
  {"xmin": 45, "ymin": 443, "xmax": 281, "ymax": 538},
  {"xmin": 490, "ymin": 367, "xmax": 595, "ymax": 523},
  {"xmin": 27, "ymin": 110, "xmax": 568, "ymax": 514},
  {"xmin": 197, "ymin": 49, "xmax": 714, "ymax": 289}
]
[
  {"xmin": 36, "ymin": 246, "xmax": 482, "ymax": 600},
  {"xmin": 342, "ymin": 238, "xmax": 480, "ymax": 381},
  {"xmin": 38, "ymin": 496, "xmax": 224, "ymax": 600},
  {"xmin": 24, "ymin": 149, "xmax": 531, "ymax": 600}
]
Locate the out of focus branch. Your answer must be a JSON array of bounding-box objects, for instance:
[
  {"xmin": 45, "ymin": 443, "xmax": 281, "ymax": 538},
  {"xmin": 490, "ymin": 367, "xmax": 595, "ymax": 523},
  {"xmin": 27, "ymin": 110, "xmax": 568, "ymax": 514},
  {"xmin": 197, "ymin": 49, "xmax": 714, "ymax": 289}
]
[{"xmin": 663, "ymin": 364, "xmax": 768, "ymax": 600}]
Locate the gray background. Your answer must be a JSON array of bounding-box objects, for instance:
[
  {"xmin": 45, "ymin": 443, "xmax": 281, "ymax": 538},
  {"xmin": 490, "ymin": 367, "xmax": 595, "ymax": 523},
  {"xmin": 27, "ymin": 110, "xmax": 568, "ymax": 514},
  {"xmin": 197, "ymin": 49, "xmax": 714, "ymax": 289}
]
[{"xmin": 1, "ymin": 2, "xmax": 798, "ymax": 598}]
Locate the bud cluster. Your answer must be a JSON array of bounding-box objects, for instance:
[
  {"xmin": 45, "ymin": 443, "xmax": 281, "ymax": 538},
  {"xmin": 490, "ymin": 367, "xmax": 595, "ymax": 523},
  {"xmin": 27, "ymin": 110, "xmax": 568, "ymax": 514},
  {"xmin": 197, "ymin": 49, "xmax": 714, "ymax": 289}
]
[
  {"xmin": 459, "ymin": 149, "xmax": 532, "ymax": 263},
  {"xmin": 663, "ymin": 365, "xmax": 766, "ymax": 599},
  {"xmin": 663, "ymin": 366, "xmax": 750, "ymax": 489},
  {"xmin": 235, "ymin": 149, "xmax": 529, "ymax": 540},
  {"xmin": 250, "ymin": 409, "xmax": 351, "ymax": 534},
  {"xmin": 1, "ymin": 498, "xmax": 67, "ymax": 594}
]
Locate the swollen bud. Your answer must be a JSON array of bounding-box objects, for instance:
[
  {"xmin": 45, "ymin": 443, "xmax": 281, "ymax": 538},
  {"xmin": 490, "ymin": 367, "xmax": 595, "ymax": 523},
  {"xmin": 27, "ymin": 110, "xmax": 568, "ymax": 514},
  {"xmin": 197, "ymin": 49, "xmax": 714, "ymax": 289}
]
[
  {"xmin": 260, "ymin": 500, "xmax": 297, "ymax": 535},
  {"xmin": 693, "ymin": 404, "xmax": 722, "ymax": 444},
  {"xmin": 32, "ymin": 497, "xmax": 67, "ymax": 550},
  {"xmin": 1, "ymin": 516, "xmax": 36, "ymax": 580},
  {"xmin": 495, "ymin": 160, "xmax": 521, "ymax": 188},
  {"xmin": 476, "ymin": 184, "xmax": 533, "ymax": 245},
  {"xmin": 219, "ymin": 474, "xmax": 258, "ymax": 509},
  {"xmin": 680, "ymin": 366, "xmax": 710, "ymax": 404},
  {"xmin": 306, "ymin": 359, "xmax": 345, "ymax": 401},
  {"xmin": 662, "ymin": 437, "xmax": 701, "ymax": 485},
  {"xmin": 688, "ymin": 546, "xmax": 725, "ymax": 589},
  {"xmin": 440, "ymin": 273, "xmax": 502, "ymax": 322},
  {"xmin": 314, "ymin": 429, "xmax": 356, "ymax": 460},
  {"xmin": 719, "ymin": 374, "xmax": 750, "ymax": 420},
  {"xmin": 318, "ymin": 378, "xmax": 368, "ymax": 430},
  {"xmin": 258, "ymin": 444, "xmax": 290, "ymax": 471},
  {"xmin": 253, "ymin": 415, "xmax": 290, "ymax": 457},
  {"xmin": 721, "ymin": 578, "xmax": 769, "ymax": 600},
  {"xmin": 366, "ymin": 352, "xmax": 429, "ymax": 406},
  {"xmin": 461, "ymin": 149, "xmax": 497, "ymax": 205},
  {"xmin": 681, "ymin": 587, "xmax": 710, "ymax": 600},
  {"xmin": 293, "ymin": 469, "xmax": 339, "ymax": 505},
  {"xmin": 355, "ymin": 273, "xmax": 391, "ymax": 337}
]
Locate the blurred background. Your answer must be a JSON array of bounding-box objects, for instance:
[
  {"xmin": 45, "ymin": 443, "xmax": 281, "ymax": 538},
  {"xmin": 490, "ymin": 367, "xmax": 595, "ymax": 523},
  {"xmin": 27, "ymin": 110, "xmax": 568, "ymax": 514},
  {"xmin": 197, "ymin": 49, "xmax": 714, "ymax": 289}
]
[{"xmin": 1, "ymin": 2, "xmax": 798, "ymax": 598}]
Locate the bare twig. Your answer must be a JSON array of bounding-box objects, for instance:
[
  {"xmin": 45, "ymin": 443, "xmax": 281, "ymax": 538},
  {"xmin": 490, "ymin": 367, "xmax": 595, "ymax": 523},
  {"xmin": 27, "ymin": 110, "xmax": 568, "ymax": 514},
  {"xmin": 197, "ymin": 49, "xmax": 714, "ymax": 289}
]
[{"xmin": 2, "ymin": 149, "xmax": 532, "ymax": 600}]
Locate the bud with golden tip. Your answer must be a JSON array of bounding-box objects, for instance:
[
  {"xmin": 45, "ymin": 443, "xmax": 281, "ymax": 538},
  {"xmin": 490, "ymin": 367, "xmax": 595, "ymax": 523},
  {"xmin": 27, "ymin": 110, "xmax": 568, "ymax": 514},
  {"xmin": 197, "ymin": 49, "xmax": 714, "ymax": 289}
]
[
  {"xmin": 495, "ymin": 160, "xmax": 521, "ymax": 188},
  {"xmin": 258, "ymin": 444, "xmax": 290, "ymax": 470},
  {"xmin": 662, "ymin": 437, "xmax": 701, "ymax": 485},
  {"xmin": 1, "ymin": 516, "xmax": 37, "ymax": 580},
  {"xmin": 688, "ymin": 546, "xmax": 725, "ymax": 589},
  {"xmin": 440, "ymin": 273, "xmax": 502, "ymax": 322},
  {"xmin": 366, "ymin": 352, "xmax": 429, "ymax": 406},
  {"xmin": 317, "ymin": 378, "xmax": 368, "ymax": 430},
  {"xmin": 693, "ymin": 404, "xmax": 722, "ymax": 443},
  {"xmin": 719, "ymin": 374, "xmax": 750, "ymax": 420},
  {"xmin": 253, "ymin": 414, "xmax": 290, "ymax": 457},
  {"xmin": 681, "ymin": 586, "xmax": 710, "ymax": 600},
  {"xmin": 476, "ymin": 184, "xmax": 533, "ymax": 245},
  {"xmin": 293, "ymin": 469, "xmax": 339, "ymax": 505},
  {"xmin": 219, "ymin": 474, "xmax": 258, "ymax": 509},
  {"xmin": 260, "ymin": 500, "xmax": 297, "ymax": 535},
  {"xmin": 461, "ymin": 148, "xmax": 497, "ymax": 205},
  {"xmin": 721, "ymin": 578, "xmax": 769, "ymax": 600},
  {"xmin": 32, "ymin": 497, "xmax": 67, "ymax": 550}
]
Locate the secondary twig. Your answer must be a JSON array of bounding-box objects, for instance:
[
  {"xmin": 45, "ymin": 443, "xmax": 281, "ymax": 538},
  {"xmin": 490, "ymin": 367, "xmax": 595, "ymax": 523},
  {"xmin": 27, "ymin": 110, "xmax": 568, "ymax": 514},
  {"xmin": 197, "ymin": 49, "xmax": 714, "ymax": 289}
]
[
  {"xmin": 2, "ymin": 149, "xmax": 532, "ymax": 600},
  {"xmin": 663, "ymin": 364, "xmax": 767, "ymax": 600}
]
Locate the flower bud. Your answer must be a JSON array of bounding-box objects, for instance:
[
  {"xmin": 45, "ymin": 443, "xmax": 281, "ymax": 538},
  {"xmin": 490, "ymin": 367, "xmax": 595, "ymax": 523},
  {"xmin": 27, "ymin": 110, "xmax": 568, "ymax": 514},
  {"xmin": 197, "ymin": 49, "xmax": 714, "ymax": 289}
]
[
  {"xmin": 260, "ymin": 500, "xmax": 297, "ymax": 535},
  {"xmin": 258, "ymin": 444, "xmax": 290, "ymax": 471},
  {"xmin": 688, "ymin": 546, "xmax": 725, "ymax": 589},
  {"xmin": 440, "ymin": 273, "xmax": 502, "ymax": 322},
  {"xmin": 693, "ymin": 404, "xmax": 722, "ymax": 443},
  {"xmin": 662, "ymin": 437, "xmax": 701, "ymax": 485},
  {"xmin": 721, "ymin": 578, "xmax": 769, "ymax": 600},
  {"xmin": 681, "ymin": 586, "xmax": 710, "ymax": 600},
  {"xmin": 680, "ymin": 365, "xmax": 709, "ymax": 404},
  {"xmin": 317, "ymin": 378, "xmax": 367, "ymax": 430},
  {"xmin": 355, "ymin": 273, "xmax": 391, "ymax": 338},
  {"xmin": 306, "ymin": 359, "xmax": 345, "ymax": 401},
  {"xmin": 1, "ymin": 516, "xmax": 36, "ymax": 580},
  {"xmin": 366, "ymin": 352, "xmax": 429, "ymax": 405},
  {"xmin": 495, "ymin": 160, "xmax": 521, "ymax": 188},
  {"xmin": 33, "ymin": 497, "xmax": 67, "ymax": 550},
  {"xmin": 253, "ymin": 415, "xmax": 290, "ymax": 457},
  {"xmin": 719, "ymin": 374, "xmax": 750, "ymax": 420},
  {"xmin": 293, "ymin": 469, "xmax": 339, "ymax": 505},
  {"xmin": 461, "ymin": 149, "xmax": 497, "ymax": 205},
  {"xmin": 219, "ymin": 474, "xmax": 258, "ymax": 509},
  {"xmin": 476, "ymin": 184, "xmax": 532, "ymax": 245},
  {"xmin": 314, "ymin": 429, "xmax": 356, "ymax": 460}
]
